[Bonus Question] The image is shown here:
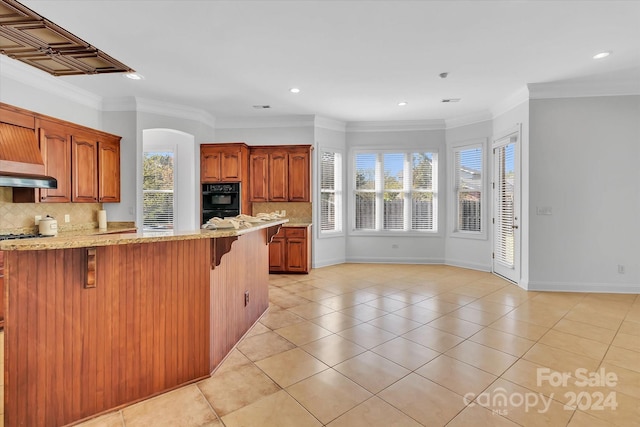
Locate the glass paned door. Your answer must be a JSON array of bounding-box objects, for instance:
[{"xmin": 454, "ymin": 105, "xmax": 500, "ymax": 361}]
[{"xmin": 493, "ymin": 132, "xmax": 520, "ymax": 283}]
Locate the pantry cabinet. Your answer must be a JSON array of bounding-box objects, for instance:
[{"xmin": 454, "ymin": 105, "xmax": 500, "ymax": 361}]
[
  {"xmin": 269, "ymin": 226, "xmax": 311, "ymax": 273},
  {"xmin": 201, "ymin": 144, "xmax": 247, "ymax": 183},
  {"xmin": 249, "ymin": 145, "xmax": 311, "ymax": 202}
]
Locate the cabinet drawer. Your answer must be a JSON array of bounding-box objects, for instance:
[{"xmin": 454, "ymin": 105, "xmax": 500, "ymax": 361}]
[{"xmin": 284, "ymin": 227, "xmax": 306, "ymax": 238}]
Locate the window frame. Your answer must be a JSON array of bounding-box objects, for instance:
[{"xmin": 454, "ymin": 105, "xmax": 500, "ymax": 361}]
[
  {"xmin": 448, "ymin": 138, "xmax": 487, "ymax": 240},
  {"xmin": 142, "ymin": 149, "xmax": 176, "ymax": 231},
  {"xmin": 349, "ymin": 148, "xmax": 439, "ymax": 236},
  {"xmin": 317, "ymin": 148, "xmax": 344, "ymax": 238}
]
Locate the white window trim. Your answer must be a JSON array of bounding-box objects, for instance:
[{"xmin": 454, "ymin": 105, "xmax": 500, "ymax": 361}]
[
  {"xmin": 142, "ymin": 147, "xmax": 177, "ymax": 231},
  {"xmin": 448, "ymin": 138, "xmax": 487, "ymax": 240},
  {"xmin": 348, "ymin": 147, "xmax": 441, "ymax": 237},
  {"xmin": 317, "ymin": 146, "xmax": 345, "ymax": 239}
]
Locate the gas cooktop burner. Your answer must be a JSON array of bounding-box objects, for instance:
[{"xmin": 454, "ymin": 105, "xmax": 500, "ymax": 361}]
[{"xmin": 0, "ymin": 233, "xmax": 50, "ymax": 240}]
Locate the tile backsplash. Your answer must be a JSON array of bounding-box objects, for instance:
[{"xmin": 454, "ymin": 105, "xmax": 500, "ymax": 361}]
[
  {"xmin": 252, "ymin": 202, "xmax": 311, "ymax": 223},
  {"xmin": 0, "ymin": 187, "xmax": 102, "ymax": 233}
]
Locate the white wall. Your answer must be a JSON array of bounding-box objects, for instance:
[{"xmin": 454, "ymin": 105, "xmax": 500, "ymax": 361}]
[
  {"xmin": 314, "ymin": 126, "xmax": 347, "ymax": 268},
  {"xmin": 214, "ymin": 125, "xmax": 314, "ymax": 147},
  {"xmin": 529, "ymin": 95, "xmax": 640, "ymax": 292},
  {"xmin": 345, "ymin": 128, "xmax": 447, "ymax": 264},
  {"xmin": 445, "ymin": 120, "xmax": 493, "ymax": 271}
]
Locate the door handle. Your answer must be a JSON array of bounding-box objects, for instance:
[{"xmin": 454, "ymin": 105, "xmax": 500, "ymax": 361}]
[{"xmin": 512, "ymin": 225, "xmax": 519, "ymax": 229}]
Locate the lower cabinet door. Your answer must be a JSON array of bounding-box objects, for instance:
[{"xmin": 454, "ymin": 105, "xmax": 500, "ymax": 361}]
[
  {"xmin": 285, "ymin": 238, "xmax": 307, "ymax": 272},
  {"xmin": 268, "ymin": 237, "xmax": 286, "ymax": 272}
]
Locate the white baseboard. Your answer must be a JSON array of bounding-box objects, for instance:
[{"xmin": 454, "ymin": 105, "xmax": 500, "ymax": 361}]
[
  {"xmin": 345, "ymin": 256, "xmax": 445, "ymax": 264},
  {"xmin": 528, "ymin": 280, "xmax": 640, "ymax": 294},
  {"xmin": 444, "ymin": 259, "xmax": 492, "ymax": 272},
  {"xmin": 313, "ymin": 257, "xmax": 347, "ymax": 269}
]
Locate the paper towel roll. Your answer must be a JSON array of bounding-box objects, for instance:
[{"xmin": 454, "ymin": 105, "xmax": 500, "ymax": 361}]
[{"xmin": 98, "ymin": 210, "xmax": 107, "ymax": 230}]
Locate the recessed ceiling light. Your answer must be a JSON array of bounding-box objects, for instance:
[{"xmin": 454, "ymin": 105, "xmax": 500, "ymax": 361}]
[
  {"xmin": 124, "ymin": 73, "xmax": 144, "ymax": 80},
  {"xmin": 593, "ymin": 51, "xmax": 611, "ymax": 59},
  {"xmin": 398, "ymin": 101, "xmax": 408, "ymax": 106},
  {"xmin": 289, "ymin": 88, "xmax": 300, "ymax": 93}
]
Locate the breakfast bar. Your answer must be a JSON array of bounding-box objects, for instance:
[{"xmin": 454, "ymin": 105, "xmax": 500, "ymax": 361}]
[{"xmin": 1, "ymin": 220, "xmax": 286, "ymax": 427}]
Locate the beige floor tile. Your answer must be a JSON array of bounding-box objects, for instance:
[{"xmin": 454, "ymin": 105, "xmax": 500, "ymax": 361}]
[
  {"xmin": 337, "ymin": 323, "xmax": 396, "ymax": 349},
  {"xmin": 445, "ymin": 340, "xmax": 518, "ymax": 376},
  {"xmin": 402, "ymin": 324, "xmax": 465, "ymax": 352},
  {"xmin": 603, "ymin": 346, "xmax": 640, "ymax": 373},
  {"xmin": 198, "ymin": 361, "xmax": 281, "ymax": 416},
  {"xmin": 311, "ymin": 311, "xmax": 362, "ymax": 333},
  {"xmin": 371, "ymin": 337, "xmax": 440, "ymax": 370},
  {"xmin": 236, "ymin": 330, "xmax": 296, "ymax": 362},
  {"xmin": 274, "ymin": 321, "xmax": 333, "ymax": 346},
  {"xmin": 75, "ymin": 412, "xmax": 124, "ymax": 427},
  {"xmin": 567, "ymin": 411, "xmax": 617, "ymax": 427},
  {"xmin": 366, "ymin": 313, "xmax": 422, "ymax": 334},
  {"xmin": 446, "ymin": 404, "xmax": 520, "ymax": 427},
  {"xmin": 469, "ymin": 328, "xmax": 536, "ymax": 357},
  {"xmin": 598, "ymin": 363, "xmax": 640, "ymax": 400},
  {"xmin": 476, "ymin": 379, "xmax": 574, "ymax": 427},
  {"xmin": 244, "ymin": 321, "xmax": 271, "ymax": 337},
  {"xmin": 528, "ymin": 292, "xmax": 585, "ymax": 309},
  {"xmin": 428, "ymin": 315, "xmax": 485, "ymax": 338},
  {"xmin": 523, "ymin": 343, "xmax": 600, "ymax": 374},
  {"xmin": 256, "ymin": 348, "xmax": 328, "ymax": 388},
  {"xmin": 433, "ymin": 292, "xmax": 477, "ymax": 305},
  {"xmin": 378, "ymin": 373, "xmax": 467, "ymax": 426},
  {"xmin": 489, "ymin": 317, "xmax": 549, "ymax": 341},
  {"xmin": 449, "ymin": 306, "xmax": 504, "ymax": 326},
  {"xmin": 611, "ymin": 332, "xmax": 640, "ymax": 353},
  {"xmin": 552, "ymin": 318, "xmax": 617, "ymax": 344},
  {"xmin": 467, "ymin": 299, "xmax": 516, "ymax": 316},
  {"xmin": 259, "ymin": 308, "xmax": 306, "ymax": 329},
  {"xmin": 286, "ymin": 301, "xmax": 335, "ymax": 320},
  {"xmin": 385, "ymin": 291, "xmax": 430, "ymax": 304},
  {"xmin": 414, "ymin": 297, "xmax": 461, "ymax": 313},
  {"xmin": 580, "ymin": 387, "xmax": 640, "ymax": 427},
  {"xmin": 295, "ymin": 288, "xmax": 339, "ymax": 302},
  {"xmin": 564, "ymin": 306, "xmax": 625, "ymax": 331},
  {"xmin": 539, "ymin": 329, "xmax": 610, "ymax": 361},
  {"xmin": 618, "ymin": 320, "xmax": 640, "ymax": 337},
  {"xmin": 286, "ymin": 369, "xmax": 372, "ymax": 424},
  {"xmin": 392, "ymin": 305, "xmax": 443, "ymax": 323},
  {"xmin": 364, "ymin": 296, "xmax": 410, "ymax": 312},
  {"xmin": 326, "ymin": 396, "xmax": 422, "ymax": 427},
  {"xmin": 270, "ymin": 293, "xmax": 312, "ymax": 309},
  {"xmin": 506, "ymin": 302, "xmax": 569, "ymax": 327},
  {"xmin": 334, "ymin": 351, "xmax": 410, "ymax": 393},
  {"xmin": 339, "ymin": 304, "xmax": 387, "ymax": 321},
  {"xmin": 221, "ymin": 390, "xmax": 322, "ymax": 427},
  {"xmin": 301, "ymin": 334, "xmax": 366, "ymax": 366},
  {"xmin": 122, "ymin": 385, "xmax": 219, "ymax": 427},
  {"xmin": 481, "ymin": 289, "xmax": 533, "ymax": 307},
  {"xmin": 416, "ymin": 354, "xmax": 497, "ymax": 397}
]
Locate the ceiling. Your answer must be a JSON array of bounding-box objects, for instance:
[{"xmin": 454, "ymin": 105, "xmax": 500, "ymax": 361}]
[{"xmin": 11, "ymin": 0, "xmax": 640, "ymax": 123}]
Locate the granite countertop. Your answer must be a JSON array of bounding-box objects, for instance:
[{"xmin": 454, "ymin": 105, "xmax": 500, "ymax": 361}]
[{"xmin": 0, "ymin": 219, "xmax": 288, "ymax": 251}]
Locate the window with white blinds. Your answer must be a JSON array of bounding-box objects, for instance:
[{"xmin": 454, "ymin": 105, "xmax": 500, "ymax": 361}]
[
  {"xmin": 320, "ymin": 151, "xmax": 342, "ymax": 233},
  {"xmin": 454, "ymin": 145, "xmax": 482, "ymax": 233},
  {"xmin": 353, "ymin": 151, "xmax": 437, "ymax": 232},
  {"xmin": 495, "ymin": 143, "xmax": 515, "ymax": 266},
  {"xmin": 143, "ymin": 151, "xmax": 175, "ymax": 230}
]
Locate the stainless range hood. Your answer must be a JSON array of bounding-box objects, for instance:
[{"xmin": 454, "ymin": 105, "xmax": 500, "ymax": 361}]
[{"xmin": 0, "ymin": 122, "xmax": 58, "ymax": 189}]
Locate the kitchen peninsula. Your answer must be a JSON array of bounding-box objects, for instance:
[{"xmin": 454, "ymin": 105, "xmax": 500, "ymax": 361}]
[{"xmin": 1, "ymin": 220, "xmax": 286, "ymax": 427}]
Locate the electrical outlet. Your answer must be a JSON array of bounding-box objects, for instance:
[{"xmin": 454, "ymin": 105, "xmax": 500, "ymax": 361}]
[
  {"xmin": 244, "ymin": 290, "xmax": 250, "ymax": 306},
  {"xmin": 618, "ymin": 265, "xmax": 625, "ymax": 274},
  {"xmin": 35, "ymin": 215, "xmax": 42, "ymax": 225},
  {"xmin": 64, "ymin": 214, "xmax": 70, "ymax": 223}
]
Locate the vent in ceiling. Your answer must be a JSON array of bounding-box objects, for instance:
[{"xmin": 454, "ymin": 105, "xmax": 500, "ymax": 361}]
[
  {"xmin": 0, "ymin": 0, "xmax": 134, "ymax": 76},
  {"xmin": 441, "ymin": 98, "xmax": 461, "ymax": 103},
  {"xmin": 252, "ymin": 105, "xmax": 271, "ymax": 109}
]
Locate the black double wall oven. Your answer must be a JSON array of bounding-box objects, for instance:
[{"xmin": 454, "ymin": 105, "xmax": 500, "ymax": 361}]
[{"xmin": 202, "ymin": 183, "xmax": 241, "ymax": 223}]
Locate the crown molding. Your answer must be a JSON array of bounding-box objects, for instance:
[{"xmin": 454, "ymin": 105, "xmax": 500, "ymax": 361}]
[
  {"xmin": 346, "ymin": 119, "xmax": 445, "ymax": 132},
  {"xmin": 216, "ymin": 115, "xmax": 316, "ymax": 129},
  {"xmin": 528, "ymin": 79, "xmax": 640, "ymax": 99},
  {"xmin": 445, "ymin": 110, "xmax": 493, "ymax": 129},
  {"xmin": 0, "ymin": 55, "xmax": 102, "ymax": 110},
  {"xmin": 314, "ymin": 115, "xmax": 346, "ymax": 132},
  {"xmin": 102, "ymin": 97, "xmax": 216, "ymax": 128},
  {"xmin": 490, "ymin": 86, "xmax": 530, "ymax": 119}
]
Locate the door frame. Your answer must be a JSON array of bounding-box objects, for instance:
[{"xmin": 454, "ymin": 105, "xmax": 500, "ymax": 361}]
[{"xmin": 492, "ymin": 125, "xmax": 521, "ymax": 285}]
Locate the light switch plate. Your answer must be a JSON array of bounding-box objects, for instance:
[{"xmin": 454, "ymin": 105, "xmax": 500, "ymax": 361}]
[{"xmin": 536, "ymin": 206, "xmax": 552, "ymax": 215}]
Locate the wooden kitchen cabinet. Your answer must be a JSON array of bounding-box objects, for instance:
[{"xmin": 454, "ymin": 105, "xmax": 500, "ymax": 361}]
[
  {"xmin": 269, "ymin": 226, "xmax": 311, "ymax": 273},
  {"xmin": 98, "ymin": 136, "xmax": 121, "ymax": 202},
  {"xmin": 0, "ymin": 251, "xmax": 4, "ymax": 330},
  {"xmin": 72, "ymin": 131, "xmax": 99, "ymax": 202},
  {"xmin": 38, "ymin": 120, "xmax": 72, "ymax": 202},
  {"xmin": 249, "ymin": 145, "xmax": 311, "ymax": 202},
  {"xmin": 201, "ymin": 143, "xmax": 247, "ymax": 182}
]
